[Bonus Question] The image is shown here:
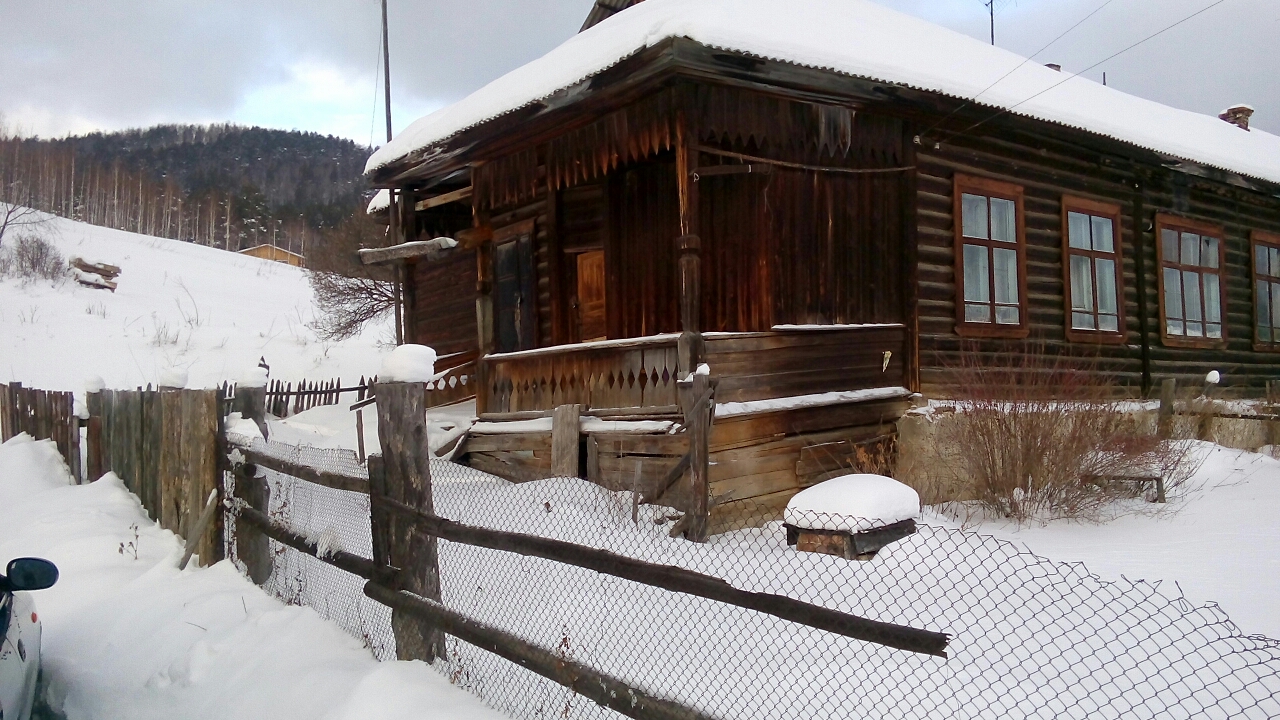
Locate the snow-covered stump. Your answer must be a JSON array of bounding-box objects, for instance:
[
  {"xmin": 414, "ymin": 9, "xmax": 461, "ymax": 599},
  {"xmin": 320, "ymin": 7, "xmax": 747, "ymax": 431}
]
[{"xmin": 783, "ymin": 474, "xmax": 920, "ymax": 562}]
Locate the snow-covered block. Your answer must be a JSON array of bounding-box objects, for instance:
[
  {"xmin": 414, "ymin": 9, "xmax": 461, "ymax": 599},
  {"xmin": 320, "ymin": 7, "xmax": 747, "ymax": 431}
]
[
  {"xmin": 784, "ymin": 474, "xmax": 919, "ymax": 561},
  {"xmin": 85, "ymin": 375, "xmax": 106, "ymax": 393},
  {"xmin": 158, "ymin": 366, "xmax": 188, "ymax": 389},
  {"xmin": 380, "ymin": 344, "xmax": 438, "ymax": 383},
  {"xmin": 240, "ymin": 365, "xmax": 269, "ymax": 389}
]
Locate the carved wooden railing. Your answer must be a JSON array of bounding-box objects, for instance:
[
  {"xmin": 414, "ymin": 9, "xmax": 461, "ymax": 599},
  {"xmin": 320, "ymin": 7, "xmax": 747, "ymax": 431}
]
[
  {"xmin": 479, "ymin": 325, "xmax": 908, "ymax": 414},
  {"xmin": 425, "ymin": 353, "xmax": 478, "ymax": 409},
  {"xmin": 481, "ymin": 335, "xmax": 681, "ymax": 413}
]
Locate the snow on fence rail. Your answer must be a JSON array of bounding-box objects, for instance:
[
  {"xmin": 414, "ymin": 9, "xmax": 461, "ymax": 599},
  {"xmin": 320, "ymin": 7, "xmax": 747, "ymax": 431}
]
[{"xmin": 222, "ymin": 432, "xmax": 1280, "ymax": 720}]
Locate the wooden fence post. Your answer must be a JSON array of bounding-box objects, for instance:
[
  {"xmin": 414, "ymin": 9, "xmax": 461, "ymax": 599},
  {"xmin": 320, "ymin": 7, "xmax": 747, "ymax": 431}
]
[
  {"xmin": 677, "ymin": 373, "xmax": 714, "ymax": 543},
  {"xmin": 0, "ymin": 382, "xmax": 10, "ymax": 442},
  {"xmin": 551, "ymin": 403, "xmax": 581, "ymax": 478},
  {"xmin": 1158, "ymin": 378, "xmax": 1176, "ymax": 439},
  {"xmin": 234, "ymin": 462, "xmax": 273, "ymax": 584},
  {"xmin": 86, "ymin": 391, "xmax": 103, "ymax": 482},
  {"xmin": 234, "ymin": 384, "xmax": 269, "ymax": 439},
  {"xmin": 374, "ymin": 380, "xmax": 445, "ymax": 661},
  {"xmin": 66, "ymin": 393, "xmax": 82, "ymax": 483}
]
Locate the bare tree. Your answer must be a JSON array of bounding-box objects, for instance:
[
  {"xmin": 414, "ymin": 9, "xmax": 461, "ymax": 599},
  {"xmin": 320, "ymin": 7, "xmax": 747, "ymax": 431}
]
[
  {"xmin": 0, "ymin": 201, "xmax": 46, "ymax": 247},
  {"xmin": 308, "ymin": 211, "xmax": 398, "ymax": 341}
]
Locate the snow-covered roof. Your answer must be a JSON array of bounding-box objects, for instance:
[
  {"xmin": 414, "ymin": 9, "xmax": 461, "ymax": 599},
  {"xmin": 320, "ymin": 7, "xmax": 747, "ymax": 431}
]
[
  {"xmin": 366, "ymin": 0, "xmax": 1280, "ymax": 186},
  {"xmin": 366, "ymin": 189, "xmax": 390, "ymax": 214}
]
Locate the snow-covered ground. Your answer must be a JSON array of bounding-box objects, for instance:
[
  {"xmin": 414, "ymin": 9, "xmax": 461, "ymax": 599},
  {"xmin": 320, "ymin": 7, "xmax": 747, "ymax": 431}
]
[
  {"xmin": 0, "ymin": 433, "xmax": 504, "ymax": 720},
  {"xmin": 0, "ymin": 208, "xmax": 390, "ymax": 392},
  {"xmin": 965, "ymin": 443, "xmax": 1280, "ymax": 639}
]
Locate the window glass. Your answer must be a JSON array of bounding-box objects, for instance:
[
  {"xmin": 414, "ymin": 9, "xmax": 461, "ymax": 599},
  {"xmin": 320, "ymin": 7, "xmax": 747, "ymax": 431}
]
[
  {"xmin": 1203, "ymin": 273, "xmax": 1222, "ymax": 338},
  {"xmin": 993, "ymin": 248, "xmax": 1018, "ymax": 306},
  {"xmin": 1068, "ymin": 212, "xmax": 1091, "ymax": 250},
  {"xmin": 1098, "ymin": 314, "xmax": 1119, "ymax": 333},
  {"xmin": 1070, "ymin": 255, "xmax": 1094, "ymax": 313},
  {"xmin": 1096, "ymin": 258, "xmax": 1118, "ymax": 315},
  {"xmin": 962, "ymin": 194, "xmax": 988, "ymax": 239},
  {"xmin": 1202, "ymin": 236, "xmax": 1219, "ymax": 269},
  {"xmin": 1163, "ymin": 266, "xmax": 1183, "ymax": 329},
  {"xmin": 995, "ymin": 306, "xmax": 1020, "ymax": 324},
  {"xmin": 1091, "ymin": 216, "xmax": 1114, "ymax": 252},
  {"xmin": 1271, "ymin": 247, "xmax": 1280, "ymax": 277},
  {"xmin": 1272, "ymin": 280, "xmax": 1280, "ymax": 339},
  {"xmin": 1181, "ymin": 233, "xmax": 1200, "ymax": 267},
  {"xmin": 963, "ymin": 244, "xmax": 989, "ymax": 304},
  {"xmin": 1258, "ymin": 245, "xmax": 1269, "ymax": 275},
  {"xmin": 1162, "ymin": 229, "xmax": 1180, "ymax": 263},
  {"xmin": 1258, "ymin": 283, "xmax": 1272, "ymax": 342},
  {"xmin": 990, "ymin": 198, "xmax": 1017, "ymax": 243}
]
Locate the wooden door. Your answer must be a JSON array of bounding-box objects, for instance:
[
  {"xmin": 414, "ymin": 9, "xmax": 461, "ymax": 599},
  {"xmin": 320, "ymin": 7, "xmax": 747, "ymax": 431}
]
[
  {"xmin": 494, "ymin": 234, "xmax": 536, "ymax": 353},
  {"xmin": 576, "ymin": 250, "xmax": 607, "ymax": 341}
]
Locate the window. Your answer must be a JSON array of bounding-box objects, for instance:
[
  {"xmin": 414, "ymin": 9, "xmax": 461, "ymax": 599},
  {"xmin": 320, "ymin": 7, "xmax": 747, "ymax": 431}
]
[
  {"xmin": 1062, "ymin": 197, "xmax": 1124, "ymax": 343},
  {"xmin": 1156, "ymin": 214, "xmax": 1226, "ymax": 347},
  {"xmin": 954, "ymin": 175, "xmax": 1027, "ymax": 338},
  {"xmin": 1253, "ymin": 231, "xmax": 1280, "ymax": 350}
]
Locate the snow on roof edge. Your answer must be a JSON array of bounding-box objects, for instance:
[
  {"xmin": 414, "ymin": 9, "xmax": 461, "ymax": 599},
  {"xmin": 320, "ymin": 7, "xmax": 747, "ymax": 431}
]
[{"xmin": 366, "ymin": 0, "xmax": 1280, "ymax": 187}]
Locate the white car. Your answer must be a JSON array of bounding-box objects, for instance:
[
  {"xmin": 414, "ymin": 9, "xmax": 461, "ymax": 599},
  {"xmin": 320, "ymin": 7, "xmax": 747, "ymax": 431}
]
[{"xmin": 0, "ymin": 559, "xmax": 58, "ymax": 720}]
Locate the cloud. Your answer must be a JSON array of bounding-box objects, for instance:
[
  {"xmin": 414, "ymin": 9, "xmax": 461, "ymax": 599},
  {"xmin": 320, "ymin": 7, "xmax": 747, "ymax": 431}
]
[{"xmin": 0, "ymin": 0, "xmax": 1274, "ymax": 139}]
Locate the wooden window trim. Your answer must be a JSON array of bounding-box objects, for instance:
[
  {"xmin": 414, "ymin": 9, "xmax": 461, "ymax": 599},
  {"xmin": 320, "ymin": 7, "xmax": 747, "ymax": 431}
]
[
  {"xmin": 1061, "ymin": 195, "xmax": 1126, "ymax": 344},
  {"xmin": 953, "ymin": 174, "xmax": 1029, "ymax": 339},
  {"xmin": 1252, "ymin": 230, "xmax": 1280, "ymax": 352},
  {"xmin": 1154, "ymin": 213, "xmax": 1227, "ymax": 349}
]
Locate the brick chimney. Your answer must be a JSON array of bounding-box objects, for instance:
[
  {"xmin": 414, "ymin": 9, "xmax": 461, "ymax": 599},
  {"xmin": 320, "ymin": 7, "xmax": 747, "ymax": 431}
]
[{"xmin": 1219, "ymin": 105, "xmax": 1254, "ymax": 131}]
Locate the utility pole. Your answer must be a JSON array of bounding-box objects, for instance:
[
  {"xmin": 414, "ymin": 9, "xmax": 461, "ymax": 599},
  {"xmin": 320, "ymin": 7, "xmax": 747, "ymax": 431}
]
[
  {"xmin": 381, "ymin": 0, "xmax": 404, "ymax": 345},
  {"xmin": 985, "ymin": 0, "xmax": 995, "ymax": 45}
]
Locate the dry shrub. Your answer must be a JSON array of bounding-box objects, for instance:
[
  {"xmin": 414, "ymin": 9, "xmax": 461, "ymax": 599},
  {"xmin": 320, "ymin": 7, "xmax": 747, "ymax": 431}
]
[
  {"xmin": 307, "ymin": 212, "xmax": 397, "ymax": 341},
  {"xmin": 0, "ymin": 233, "xmax": 67, "ymax": 282},
  {"xmin": 938, "ymin": 344, "xmax": 1197, "ymax": 523}
]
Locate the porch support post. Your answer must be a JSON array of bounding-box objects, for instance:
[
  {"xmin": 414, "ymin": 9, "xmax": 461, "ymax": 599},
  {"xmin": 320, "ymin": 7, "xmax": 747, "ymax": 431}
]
[
  {"xmin": 475, "ymin": 205, "xmax": 494, "ymax": 414},
  {"xmin": 677, "ymin": 235, "xmax": 704, "ymax": 376},
  {"xmin": 675, "ymin": 112, "xmax": 703, "ymax": 377}
]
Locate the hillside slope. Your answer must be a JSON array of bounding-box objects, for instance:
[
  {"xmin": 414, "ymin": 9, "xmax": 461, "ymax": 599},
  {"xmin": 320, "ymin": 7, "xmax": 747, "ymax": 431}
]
[{"xmin": 0, "ymin": 209, "xmax": 389, "ymax": 392}]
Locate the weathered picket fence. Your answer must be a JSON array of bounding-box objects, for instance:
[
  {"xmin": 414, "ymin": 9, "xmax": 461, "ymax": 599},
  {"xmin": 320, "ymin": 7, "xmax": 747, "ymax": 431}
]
[{"xmin": 0, "ymin": 382, "xmax": 81, "ymax": 481}]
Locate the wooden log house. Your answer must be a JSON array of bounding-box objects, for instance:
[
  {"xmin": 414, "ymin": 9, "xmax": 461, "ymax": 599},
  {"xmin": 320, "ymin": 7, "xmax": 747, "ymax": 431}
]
[{"xmin": 362, "ymin": 0, "xmax": 1280, "ymax": 531}]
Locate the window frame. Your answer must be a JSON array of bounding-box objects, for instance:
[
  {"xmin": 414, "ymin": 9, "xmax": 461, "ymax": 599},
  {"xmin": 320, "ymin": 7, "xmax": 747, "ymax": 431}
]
[
  {"xmin": 952, "ymin": 174, "xmax": 1029, "ymax": 339},
  {"xmin": 1154, "ymin": 213, "xmax": 1228, "ymax": 349},
  {"xmin": 1252, "ymin": 230, "xmax": 1280, "ymax": 352},
  {"xmin": 1061, "ymin": 195, "xmax": 1127, "ymax": 344}
]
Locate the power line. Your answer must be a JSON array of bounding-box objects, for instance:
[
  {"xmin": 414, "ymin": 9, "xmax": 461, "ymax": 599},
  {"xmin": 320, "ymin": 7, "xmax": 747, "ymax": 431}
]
[
  {"xmin": 921, "ymin": 0, "xmax": 1119, "ymax": 139},
  {"xmin": 944, "ymin": 0, "xmax": 1233, "ymax": 143},
  {"xmin": 369, "ymin": 15, "xmax": 383, "ymax": 150}
]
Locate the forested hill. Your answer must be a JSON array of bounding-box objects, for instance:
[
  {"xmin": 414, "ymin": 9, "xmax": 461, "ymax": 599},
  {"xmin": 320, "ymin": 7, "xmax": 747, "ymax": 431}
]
[
  {"xmin": 60, "ymin": 125, "xmax": 369, "ymax": 228},
  {"xmin": 0, "ymin": 124, "xmax": 372, "ymax": 256}
]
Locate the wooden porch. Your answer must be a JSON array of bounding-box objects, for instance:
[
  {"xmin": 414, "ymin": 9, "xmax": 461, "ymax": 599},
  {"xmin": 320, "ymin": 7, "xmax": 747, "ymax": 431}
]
[{"xmin": 457, "ymin": 324, "xmax": 913, "ymax": 536}]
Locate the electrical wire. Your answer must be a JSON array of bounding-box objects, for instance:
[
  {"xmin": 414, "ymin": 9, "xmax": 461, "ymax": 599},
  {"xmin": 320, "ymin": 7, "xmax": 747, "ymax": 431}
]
[
  {"xmin": 942, "ymin": 0, "xmax": 1232, "ymax": 143},
  {"xmin": 369, "ymin": 17, "xmax": 384, "ymax": 150},
  {"xmin": 920, "ymin": 0, "xmax": 1119, "ymax": 139}
]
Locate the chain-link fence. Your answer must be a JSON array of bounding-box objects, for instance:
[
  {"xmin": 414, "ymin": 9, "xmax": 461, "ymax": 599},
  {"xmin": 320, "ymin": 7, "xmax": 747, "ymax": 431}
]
[{"xmin": 224, "ymin": 433, "xmax": 1280, "ymax": 720}]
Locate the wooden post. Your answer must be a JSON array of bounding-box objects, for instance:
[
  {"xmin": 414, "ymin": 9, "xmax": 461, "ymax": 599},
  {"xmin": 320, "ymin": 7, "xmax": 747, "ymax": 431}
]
[
  {"xmin": 677, "ymin": 373, "xmax": 714, "ymax": 543},
  {"xmin": 0, "ymin": 382, "xmax": 10, "ymax": 442},
  {"xmin": 234, "ymin": 462, "xmax": 273, "ymax": 584},
  {"xmin": 86, "ymin": 413, "xmax": 103, "ymax": 483},
  {"xmin": 234, "ymin": 384, "xmax": 269, "ymax": 440},
  {"xmin": 67, "ymin": 398, "xmax": 82, "ymax": 484},
  {"xmin": 374, "ymin": 381, "xmax": 445, "ymax": 661},
  {"xmin": 355, "ymin": 379, "xmax": 368, "ymax": 463},
  {"xmin": 677, "ymin": 234, "xmax": 704, "ymax": 377},
  {"xmin": 551, "ymin": 404, "xmax": 582, "ymax": 478},
  {"xmin": 1157, "ymin": 378, "xmax": 1176, "ymax": 439},
  {"xmin": 475, "ymin": 238, "xmax": 494, "ymax": 414}
]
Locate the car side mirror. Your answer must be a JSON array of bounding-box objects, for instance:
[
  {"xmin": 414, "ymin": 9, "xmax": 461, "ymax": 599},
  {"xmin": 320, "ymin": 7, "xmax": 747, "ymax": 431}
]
[{"xmin": 4, "ymin": 558, "xmax": 59, "ymax": 591}]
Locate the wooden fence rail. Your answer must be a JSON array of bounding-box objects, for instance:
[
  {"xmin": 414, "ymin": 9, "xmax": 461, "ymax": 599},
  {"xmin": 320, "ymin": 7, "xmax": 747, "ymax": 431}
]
[{"xmin": 0, "ymin": 382, "xmax": 81, "ymax": 482}]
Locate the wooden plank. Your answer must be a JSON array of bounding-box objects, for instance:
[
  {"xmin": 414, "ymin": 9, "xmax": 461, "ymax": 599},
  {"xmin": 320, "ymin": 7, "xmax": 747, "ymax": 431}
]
[
  {"xmin": 550, "ymin": 404, "xmax": 582, "ymax": 477},
  {"xmin": 468, "ymin": 451, "xmax": 557, "ymax": 482},
  {"xmin": 708, "ymin": 467, "xmax": 798, "ymax": 502},
  {"xmin": 461, "ymin": 433, "xmax": 553, "ymax": 453},
  {"xmin": 589, "ymin": 432, "xmax": 687, "ymax": 457},
  {"xmin": 235, "ymin": 446, "xmax": 369, "ymax": 494},
  {"xmin": 159, "ymin": 389, "xmax": 184, "ymax": 532},
  {"xmin": 709, "ymin": 452, "xmax": 798, "ymax": 482},
  {"xmin": 414, "ymin": 185, "xmax": 473, "ymax": 211}
]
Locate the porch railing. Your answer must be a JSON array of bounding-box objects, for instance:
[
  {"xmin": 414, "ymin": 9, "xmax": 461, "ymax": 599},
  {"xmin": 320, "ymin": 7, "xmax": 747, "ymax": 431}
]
[{"xmin": 479, "ymin": 324, "xmax": 907, "ymax": 413}]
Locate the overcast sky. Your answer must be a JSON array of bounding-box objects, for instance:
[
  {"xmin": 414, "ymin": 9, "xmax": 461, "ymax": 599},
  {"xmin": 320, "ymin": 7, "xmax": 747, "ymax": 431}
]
[{"xmin": 1, "ymin": 0, "xmax": 1276, "ymax": 146}]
